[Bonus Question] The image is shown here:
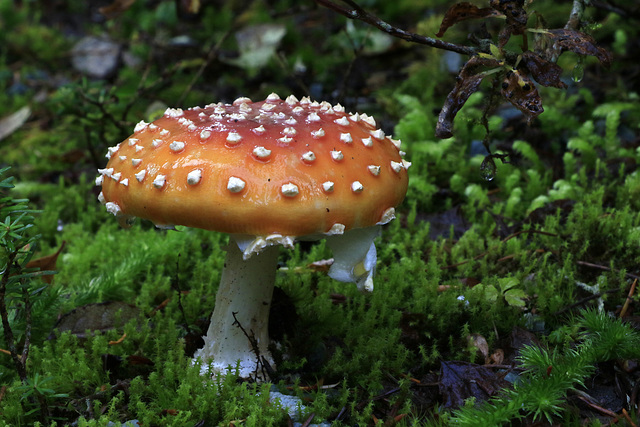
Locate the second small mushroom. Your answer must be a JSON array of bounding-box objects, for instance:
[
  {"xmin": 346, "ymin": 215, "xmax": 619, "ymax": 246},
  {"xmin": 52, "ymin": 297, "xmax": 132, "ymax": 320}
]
[{"xmin": 98, "ymin": 93, "xmax": 410, "ymax": 380}]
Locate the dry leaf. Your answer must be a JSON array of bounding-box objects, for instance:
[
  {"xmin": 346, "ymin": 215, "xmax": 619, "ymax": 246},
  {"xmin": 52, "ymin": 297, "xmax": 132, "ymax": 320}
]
[
  {"xmin": 436, "ymin": 2, "xmax": 501, "ymax": 38},
  {"xmin": 99, "ymin": 0, "xmax": 136, "ymax": 19},
  {"xmin": 436, "ymin": 56, "xmax": 501, "ymax": 139},
  {"xmin": 546, "ymin": 28, "xmax": 613, "ymax": 67},
  {"xmin": 439, "ymin": 361, "xmax": 512, "ymax": 408},
  {"xmin": 467, "ymin": 333, "xmax": 489, "ymax": 359},
  {"xmin": 51, "ymin": 301, "xmax": 140, "ymax": 339},
  {"xmin": 488, "ymin": 348, "xmax": 505, "ymax": 364},
  {"xmin": 500, "ymin": 68, "xmax": 543, "ymax": 121},
  {"xmin": 491, "ymin": 0, "xmax": 528, "ymax": 46},
  {"xmin": 520, "ymin": 50, "xmax": 567, "ymax": 88},
  {"xmin": 180, "ymin": 0, "xmax": 201, "ymax": 15},
  {"xmin": 25, "ymin": 241, "xmax": 66, "ymax": 284},
  {"xmin": 490, "ymin": 0, "xmax": 527, "ymax": 29}
]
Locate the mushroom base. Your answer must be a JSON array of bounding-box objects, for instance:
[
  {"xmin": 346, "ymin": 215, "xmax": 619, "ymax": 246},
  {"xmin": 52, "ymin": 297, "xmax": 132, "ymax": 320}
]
[{"xmin": 194, "ymin": 241, "xmax": 278, "ymax": 381}]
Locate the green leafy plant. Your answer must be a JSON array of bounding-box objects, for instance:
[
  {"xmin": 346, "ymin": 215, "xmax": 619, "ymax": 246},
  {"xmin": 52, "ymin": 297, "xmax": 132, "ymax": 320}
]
[
  {"xmin": 13, "ymin": 372, "xmax": 68, "ymax": 417},
  {"xmin": 0, "ymin": 167, "xmax": 58, "ymax": 423},
  {"xmin": 474, "ymin": 276, "xmax": 528, "ymax": 307},
  {"xmin": 450, "ymin": 310, "xmax": 640, "ymax": 425},
  {"xmin": 1, "ymin": 167, "xmax": 40, "ymax": 380}
]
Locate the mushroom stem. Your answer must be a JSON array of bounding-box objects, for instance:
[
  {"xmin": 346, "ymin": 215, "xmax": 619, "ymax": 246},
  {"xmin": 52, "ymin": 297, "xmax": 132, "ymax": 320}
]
[{"xmin": 195, "ymin": 241, "xmax": 278, "ymax": 380}]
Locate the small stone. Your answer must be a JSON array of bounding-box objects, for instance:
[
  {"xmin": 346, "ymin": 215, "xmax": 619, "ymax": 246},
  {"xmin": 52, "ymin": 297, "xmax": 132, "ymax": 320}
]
[{"xmin": 71, "ymin": 36, "xmax": 121, "ymax": 79}]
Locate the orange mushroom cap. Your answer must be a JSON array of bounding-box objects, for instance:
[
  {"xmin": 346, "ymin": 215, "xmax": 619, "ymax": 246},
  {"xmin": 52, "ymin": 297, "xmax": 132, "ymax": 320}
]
[{"xmin": 98, "ymin": 94, "xmax": 409, "ymax": 237}]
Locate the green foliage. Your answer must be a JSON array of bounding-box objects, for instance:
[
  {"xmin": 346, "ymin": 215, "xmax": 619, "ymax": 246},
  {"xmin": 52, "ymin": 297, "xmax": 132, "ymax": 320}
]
[
  {"xmin": 450, "ymin": 310, "xmax": 640, "ymax": 425},
  {"xmin": 0, "ymin": 167, "xmax": 38, "ymax": 255},
  {"xmin": 13, "ymin": 373, "xmax": 69, "ymax": 417},
  {"xmin": 472, "ymin": 276, "xmax": 528, "ymax": 308},
  {"xmin": 0, "ymin": 167, "xmax": 64, "ymax": 423},
  {"xmin": 0, "ymin": 168, "xmax": 45, "ymax": 351}
]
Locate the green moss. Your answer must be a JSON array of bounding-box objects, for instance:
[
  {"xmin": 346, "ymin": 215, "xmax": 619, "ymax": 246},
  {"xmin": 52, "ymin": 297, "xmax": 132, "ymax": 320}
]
[{"xmin": 450, "ymin": 310, "xmax": 640, "ymax": 425}]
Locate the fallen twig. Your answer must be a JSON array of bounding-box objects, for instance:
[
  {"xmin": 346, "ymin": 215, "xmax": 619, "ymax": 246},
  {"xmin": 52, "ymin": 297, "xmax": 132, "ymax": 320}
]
[
  {"xmin": 620, "ymin": 278, "xmax": 637, "ymax": 318},
  {"xmin": 576, "ymin": 260, "xmax": 640, "ymax": 281}
]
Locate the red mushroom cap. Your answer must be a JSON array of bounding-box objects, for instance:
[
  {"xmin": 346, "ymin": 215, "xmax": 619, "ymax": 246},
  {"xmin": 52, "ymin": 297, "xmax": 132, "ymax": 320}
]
[{"xmin": 98, "ymin": 94, "xmax": 409, "ymax": 237}]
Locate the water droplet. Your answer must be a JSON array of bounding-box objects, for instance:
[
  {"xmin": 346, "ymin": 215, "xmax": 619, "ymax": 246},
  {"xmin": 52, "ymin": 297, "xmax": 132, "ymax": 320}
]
[
  {"xmin": 117, "ymin": 214, "xmax": 136, "ymax": 229},
  {"xmin": 480, "ymin": 156, "xmax": 496, "ymax": 181},
  {"xmin": 572, "ymin": 61, "xmax": 584, "ymax": 83}
]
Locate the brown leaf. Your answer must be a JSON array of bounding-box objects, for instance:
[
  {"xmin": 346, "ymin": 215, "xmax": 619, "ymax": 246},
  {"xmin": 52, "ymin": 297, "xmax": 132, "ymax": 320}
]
[
  {"xmin": 51, "ymin": 301, "xmax": 140, "ymax": 339},
  {"xmin": 491, "ymin": 0, "xmax": 527, "ymax": 46},
  {"xmin": 520, "ymin": 50, "xmax": 567, "ymax": 88},
  {"xmin": 127, "ymin": 354, "xmax": 154, "ymax": 366},
  {"xmin": 439, "ymin": 361, "xmax": 512, "ymax": 408},
  {"xmin": 25, "ymin": 241, "xmax": 66, "ymax": 284},
  {"xmin": 179, "ymin": 0, "xmax": 201, "ymax": 15},
  {"xmin": 500, "ymin": 68, "xmax": 543, "ymax": 121},
  {"xmin": 436, "ymin": 56, "xmax": 501, "ymax": 139},
  {"xmin": 99, "ymin": 0, "xmax": 136, "ymax": 19},
  {"xmin": 490, "ymin": 0, "xmax": 527, "ymax": 27},
  {"xmin": 467, "ymin": 333, "xmax": 489, "ymax": 359},
  {"xmin": 510, "ymin": 326, "xmax": 542, "ymax": 355},
  {"xmin": 460, "ymin": 277, "xmax": 481, "ymax": 288},
  {"xmin": 489, "ymin": 348, "xmax": 505, "ymax": 364},
  {"xmin": 436, "ymin": 2, "xmax": 501, "ymax": 37},
  {"xmin": 546, "ymin": 29, "xmax": 613, "ymax": 67}
]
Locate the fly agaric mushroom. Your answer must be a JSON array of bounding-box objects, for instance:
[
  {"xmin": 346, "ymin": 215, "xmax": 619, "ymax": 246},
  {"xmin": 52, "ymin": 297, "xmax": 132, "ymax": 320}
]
[{"xmin": 97, "ymin": 93, "xmax": 410, "ymax": 380}]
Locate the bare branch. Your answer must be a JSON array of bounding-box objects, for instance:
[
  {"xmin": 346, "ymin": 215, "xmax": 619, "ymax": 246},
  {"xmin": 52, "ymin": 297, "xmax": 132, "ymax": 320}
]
[
  {"xmin": 313, "ymin": 0, "xmax": 476, "ymax": 56},
  {"xmin": 21, "ymin": 287, "xmax": 31, "ymax": 366},
  {"xmin": 177, "ymin": 29, "xmax": 233, "ymax": 106},
  {"xmin": 566, "ymin": 0, "xmax": 587, "ymax": 30},
  {"xmin": 0, "ymin": 253, "xmax": 28, "ymax": 381}
]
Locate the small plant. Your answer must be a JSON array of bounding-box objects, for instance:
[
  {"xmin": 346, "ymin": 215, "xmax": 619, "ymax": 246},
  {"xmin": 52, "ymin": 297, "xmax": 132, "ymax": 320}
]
[
  {"xmin": 0, "ymin": 167, "xmax": 57, "ymax": 422},
  {"xmin": 473, "ymin": 276, "xmax": 528, "ymax": 307},
  {"xmin": 13, "ymin": 372, "xmax": 68, "ymax": 418},
  {"xmin": 449, "ymin": 309, "xmax": 640, "ymax": 425}
]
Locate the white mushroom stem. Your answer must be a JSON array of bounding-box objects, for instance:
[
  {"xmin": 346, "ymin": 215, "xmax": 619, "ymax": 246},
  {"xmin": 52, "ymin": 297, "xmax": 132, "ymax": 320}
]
[
  {"xmin": 193, "ymin": 226, "xmax": 382, "ymax": 380},
  {"xmin": 194, "ymin": 241, "xmax": 279, "ymax": 381}
]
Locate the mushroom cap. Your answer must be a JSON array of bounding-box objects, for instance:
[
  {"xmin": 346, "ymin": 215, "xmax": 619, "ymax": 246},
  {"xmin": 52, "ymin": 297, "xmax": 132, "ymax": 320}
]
[{"xmin": 99, "ymin": 94, "xmax": 409, "ymax": 237}]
